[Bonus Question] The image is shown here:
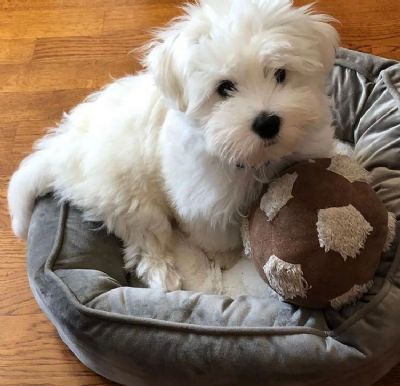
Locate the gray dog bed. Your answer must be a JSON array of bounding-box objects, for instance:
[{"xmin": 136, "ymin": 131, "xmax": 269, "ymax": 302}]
[{"xmin": 27, "ymin": 48, "xmax": 400, "ymax": 386}]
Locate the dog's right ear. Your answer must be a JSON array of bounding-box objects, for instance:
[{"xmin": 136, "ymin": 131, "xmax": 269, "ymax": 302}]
[{"xmin": 142, "ymin": 27, "xmax": 188, "ymax": 112}]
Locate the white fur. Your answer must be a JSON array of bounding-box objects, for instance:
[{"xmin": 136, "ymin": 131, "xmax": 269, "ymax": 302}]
[{"xmin": 8, "ymin": 0, "xmax": 339, "ymax": 290}]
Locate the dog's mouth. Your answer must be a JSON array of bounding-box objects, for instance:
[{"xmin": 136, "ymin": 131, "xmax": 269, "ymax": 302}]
[
  {"xmin": 233, "ymin": 136, "xmax": 280, "ymax": 169},
  {"xmin": 262, "ymin": 137, "xmax": 278, "ymax": 148}
]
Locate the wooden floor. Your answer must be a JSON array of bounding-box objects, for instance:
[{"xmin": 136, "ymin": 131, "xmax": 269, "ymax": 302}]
[{"xmin": 0, "ymin": 0, "xmax": 399, "ymax": 385}]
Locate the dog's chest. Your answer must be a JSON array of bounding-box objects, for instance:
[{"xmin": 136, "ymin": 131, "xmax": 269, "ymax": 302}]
[{"xmin": 160, "ymin": 114, "xmax": 261, "ymax": 228}]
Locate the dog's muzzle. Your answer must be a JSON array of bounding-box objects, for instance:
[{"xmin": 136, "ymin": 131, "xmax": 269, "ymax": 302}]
[{"xmin": 252, "ymin": 112, "xmax": 281, "ymax": 139}]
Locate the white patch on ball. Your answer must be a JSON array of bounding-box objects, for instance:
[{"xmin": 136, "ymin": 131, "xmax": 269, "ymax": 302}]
[
  {"xmin": 263, "ymin": 254, "xmax": 310, "ymax": 300},
  {"xmin": 260, "ymin": 172, "xmax": 298, "ymax": 221},
  {"xmin": 330, "ymin": 280, "xmax": 373, "ymax": 310},
  {"xmin": 327, "ymin": 155, "xmax": 371, "ymax": 183},
  {"xmin": 317, "ymin": 204, "xmax": 373, "ymax": 260},
  {"xmin": 383, "ymin": 212, "xmax": 397, "ymax": 252}
]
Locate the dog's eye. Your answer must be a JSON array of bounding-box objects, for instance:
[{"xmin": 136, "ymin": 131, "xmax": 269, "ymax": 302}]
[
  {"xmin": 217, "ymin": 80, "xmax": 237, "ymax": 98},
  {"xmin": 274, "ymin": 69, "xmax": 286, "ymax": 84}
]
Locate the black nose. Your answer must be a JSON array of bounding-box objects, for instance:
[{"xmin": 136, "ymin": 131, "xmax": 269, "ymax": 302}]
[{"xmin": 252, "ymin": 112, "xmax": 281, "ymax": 139}]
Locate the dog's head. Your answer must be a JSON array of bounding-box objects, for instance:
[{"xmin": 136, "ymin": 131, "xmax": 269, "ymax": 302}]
[{"xmin": 144, "ymin": 0, "xmax": 339, "ymax": 167}]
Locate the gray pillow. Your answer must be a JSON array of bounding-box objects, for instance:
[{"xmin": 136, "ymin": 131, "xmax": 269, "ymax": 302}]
[{"xmin": 27, "ymin": 48, "xmax": 400, "ymax": 386}]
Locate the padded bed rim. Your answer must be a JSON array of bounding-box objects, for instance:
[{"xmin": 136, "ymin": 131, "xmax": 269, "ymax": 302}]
[
  {"xmin": 29, "ymin": 202, "xmax": 400, "ymax": 386},
  {"xmin": 31, "ymin": 283, "xmax": 400, "ymax": 386},
  {"xmin": 34, "ymin": 198, "xmax": 400, "ymax": 338}
]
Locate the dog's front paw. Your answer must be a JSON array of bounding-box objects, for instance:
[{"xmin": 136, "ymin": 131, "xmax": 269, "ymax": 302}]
[
  {"xmin": 135, "ymin": 256, "xmax": 182, "ymax": 291},
  {"xmin": 149, "ymin": 264, "xmax": 182, "ymax": 291}
]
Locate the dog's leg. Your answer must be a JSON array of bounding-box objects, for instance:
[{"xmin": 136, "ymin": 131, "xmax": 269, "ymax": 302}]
[
  {"xmin": 181, "ymin": 217, "xmax": 242, "ymax": 270},
  {"xmin": 112, "ymin": 205, "xmax": 182, "ymax": 291},
  {"xmin": 207, "ymin": 250, "xmax": 241, "ymax": 271},
  {"xmin": 124, "ymin": 240, "xmax": 182, "ymax": 291}
]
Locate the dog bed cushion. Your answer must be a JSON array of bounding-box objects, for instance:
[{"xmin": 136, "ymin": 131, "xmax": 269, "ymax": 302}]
[{"xmin": 27, "ymin": 48, "xmax": 400, "ymax": 386}]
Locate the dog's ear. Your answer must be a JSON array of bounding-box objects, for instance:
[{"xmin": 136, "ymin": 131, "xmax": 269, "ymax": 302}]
[
  {"xmin": 142, "ymin": 3, "xmax": 216, "ymax": 112},
  {"xmin": 143, "ymin": 28, "xmax": 188, "ymax": 111},
  {"xmin": 311, "ymin": 15, "xmax": 340, "ymax": 73}
]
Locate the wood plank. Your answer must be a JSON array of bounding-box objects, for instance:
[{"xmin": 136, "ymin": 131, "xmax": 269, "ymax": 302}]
[
  {"xmin": 0, "ymin": 0, "xmax": 176, "ymax": 10},
  {"xmin": 0, "ymin": 39, "xmax": 35, "ymax": 64},
  {"xmin": 0, "ymin": 266, "xmax": 41, "ymax": 316},
  {"xmin": 0, "ymin": 121, "xmax": 54, "ymax": 171},
  {"xmin": 0, "ymin": 316, "xmax": 118, "ymax": 385},
  {"xmin": 0, "ymin": 89, "xmax": 92, "ymax": 124},
  {"xmin": 294, "ymin": 0, "xmax": 400, "ymax": 60},
  {"xmin": 0, "ymin": 124, "xmax": 15, "ymax": 161},
  {"xmin": 0, "ymin": 9, "xmax": 104, "ymax": 39},
  {"xmin": 10, "ymin": 120, "xmax": 61, "ymax": 162},
  {"xmin": 0, "ymin": 58, "xmax": 137, "ymax": 93},
  {"xmin": 103, "ymin": 4, "xmax": 181, "ymax": 33},
  {"xmin": 32, "ymin": 33, "xmax": 147, "ymax": 63}
]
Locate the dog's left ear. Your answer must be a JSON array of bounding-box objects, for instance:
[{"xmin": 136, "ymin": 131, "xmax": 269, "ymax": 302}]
[
  {"xmin": 143, "ymin": 27, "xmax": 188, "ymax": 111},
  {"xmin": 311, "ymin": 16, "xmax": 340, "ymax": 73}
]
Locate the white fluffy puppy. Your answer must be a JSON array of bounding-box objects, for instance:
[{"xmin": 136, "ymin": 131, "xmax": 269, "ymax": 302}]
[{"xmin": 8, "ymin": 0, "xmax": 339, "ymax": 290}]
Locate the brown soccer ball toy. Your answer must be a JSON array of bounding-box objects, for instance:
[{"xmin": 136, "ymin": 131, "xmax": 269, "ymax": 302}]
[{"xmin": 242, "ymin": 155, "xmax": 396, "ymax": 309}]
